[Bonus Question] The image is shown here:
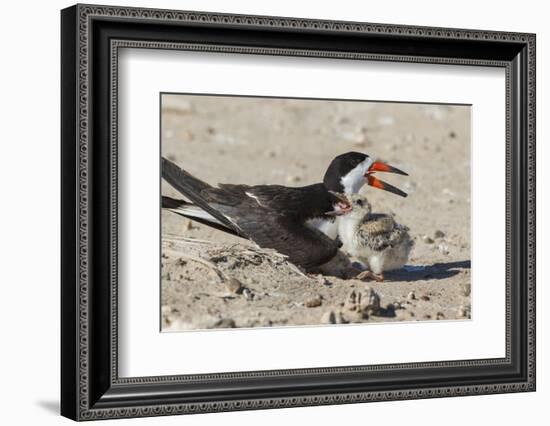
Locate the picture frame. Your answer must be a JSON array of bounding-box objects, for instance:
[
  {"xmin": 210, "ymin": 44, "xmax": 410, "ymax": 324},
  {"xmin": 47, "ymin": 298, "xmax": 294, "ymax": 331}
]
[{"xmin": 61, "ymin": 3, "xmax": 536, "ymax": 421}]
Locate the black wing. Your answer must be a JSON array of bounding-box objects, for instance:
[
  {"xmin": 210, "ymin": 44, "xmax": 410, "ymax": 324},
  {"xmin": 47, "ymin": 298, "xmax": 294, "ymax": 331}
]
[
  {"xmin": 219, "ymin": 183, "xmax": 331, "ymax": 218},
  {"xmin": 221, "ymin": 204, "xmax": 340, "ymax": 269}
]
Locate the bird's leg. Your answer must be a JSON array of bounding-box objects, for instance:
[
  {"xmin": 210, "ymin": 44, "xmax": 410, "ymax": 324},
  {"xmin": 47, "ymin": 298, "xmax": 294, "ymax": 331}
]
[{"xmin": 356, "ymin": 270, "xmax": 384, "ymax": 282}]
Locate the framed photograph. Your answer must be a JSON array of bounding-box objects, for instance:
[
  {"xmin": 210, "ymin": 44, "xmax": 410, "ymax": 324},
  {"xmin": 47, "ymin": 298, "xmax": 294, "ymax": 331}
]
[{"xmin": 61, "ymin": 4, "xmax": 536, "ymax": 421}]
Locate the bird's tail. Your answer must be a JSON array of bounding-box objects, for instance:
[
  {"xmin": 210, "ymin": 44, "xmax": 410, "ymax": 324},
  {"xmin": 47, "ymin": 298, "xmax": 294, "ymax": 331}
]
[
  {"xmin": 161, "ymin": 196, "xmax": 240, "ymax": 237},
  {"xmin": 161, "ymin": 157, "xmax": 242, "ymax": 236}
]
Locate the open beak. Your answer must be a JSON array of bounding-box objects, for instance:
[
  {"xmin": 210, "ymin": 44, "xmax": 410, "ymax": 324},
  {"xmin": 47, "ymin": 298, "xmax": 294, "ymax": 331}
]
[
  {"xmin": 326, "ymin": 192, "xmax": 352, "ymax": 216},
  {"xmin": 365, "ymin": 161, "xmax": 408, "ymax": 198}
]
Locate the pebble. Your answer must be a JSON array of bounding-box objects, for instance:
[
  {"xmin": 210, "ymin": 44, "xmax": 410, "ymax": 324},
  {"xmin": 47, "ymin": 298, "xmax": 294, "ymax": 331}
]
[
  {"xmin": 438, "ymin": 244, "xmax": 450, "ymax": 255},
  {"xmin": 458, "ymin": 304, "xmax": 471, "ymax": 318},
  {"xmin": 420, "ymin": 295, "xmax": 430, "ymax": 301},
  {"xmin": 213, "ymin": 318, "xmax": 236, "ymax": 328},
  {"xmin": 305, "ymin": 296, "xmax": 322, "ymax": 308},
  {"xmin": 316, "ymin": 275, "xmax": 332, "ymax": 286},
  {"xmin": 344, "ymin": 288, "xmax": 380, "ymax": 316},
  {"xmin": 449, "ymin": 131, "xmax": 457, "ymax": 138},
  {"xmin": 224, "ymin": 278, "xmax": 243, "ymax": 294},
  {"xmin": 461, "ymin": 283, "xmax": 471, "ymax": 297},
  {"xmin": 434, "ymin": 230, "xmax": 445, "ymax": 239},
  {"xmin": 422, "ymin": 235, "xmax": 435, "ymax": 244},
  {"xmin": 286, "ymin": 175, "xmax": 301, "ymax": 183},
  {"xmin": 242, "ymin": 288, "xmax": 254, "ymax": 301},
  {"xmin": 321, "ymin": 311, "xmax": 336, "ymax": 324},
  {"xmin": 436, "ymin": 312, "xmax": 445, "ymax": 320},
  {"xmin": 407, "ymin": 291, "xmax": 416, "ymax": 301},
  {"xmin": 403, "ymin": 181, "xmax": 417, "ymax": 192}
]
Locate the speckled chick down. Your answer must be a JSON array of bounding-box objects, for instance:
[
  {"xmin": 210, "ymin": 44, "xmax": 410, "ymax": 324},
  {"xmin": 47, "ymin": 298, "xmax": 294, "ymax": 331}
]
[{"xmin": 338, "ymin": 194, "xmax": 414, "ymax": 274}]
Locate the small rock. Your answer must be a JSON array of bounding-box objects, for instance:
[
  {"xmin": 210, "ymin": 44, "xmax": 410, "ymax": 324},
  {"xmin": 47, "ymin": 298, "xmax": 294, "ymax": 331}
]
[
  {"xmin": 403, "ymin": 181, "xmax": 417, "ymax": 193},
  {"xmin": 436, "ymin": 312, "xmax": 445, "ymax": 320},
  {"xmin": 286, "ymin": 175, "xmax": 301, "ymax": 183},
  {"xmin": 462, "ymin": 283, "xmax": 471, "ymax": 297},
  {"xmin": 420, "ymin": 295, "xmax": 430, "ymax": 301},
  {"xmin": 407, "ymin": 291, "xmax": 416, "ymax": 301},
  {"xmin": 438, "ymin": 244, "xmax": 450, "ymax": 255},
  {"xmin": 344, "ymin": 288, "xmax": 380, "ymax": 316},
  {"xmin": 242, "ymin": 288, "xmax": 254, "ymax": 301},
  {"xmin": 434, "ymin": 230, "xmax": 445, "ymax": 239},
  {"xmin": 305, "ymin": 296, "xmax": 322, "ymax": 308},
  {"xmin": 449, "ymin": 131, "xmax": 457, "ymax": 138},
  {"xmin": 321, "ymin": 311, "xmax": 336, "ymax": 324},
  {"xmin": 213, "ymin": 318, "xmax": 236, "ymax": 328},
  {"xmin": 316, "ymin": 275, "xmax": 332, "ymax": 286},
  {"xmin": 321, "ymin": 310, "xmax": 347, "ymax": 324},
  {"xmin": 224, "ymin": 278, "xmax": 243, "ymax": 294},
  {"xmin": 458, "ymin": 304, "xmax": 471, "ymax": 318},
  {"xmin": 422, "ymin": 235, "xmax": 435, "ymax": 244},
  {"xmin": 423, "ymin": 314, "xmax": 432, "ymax": 320}
]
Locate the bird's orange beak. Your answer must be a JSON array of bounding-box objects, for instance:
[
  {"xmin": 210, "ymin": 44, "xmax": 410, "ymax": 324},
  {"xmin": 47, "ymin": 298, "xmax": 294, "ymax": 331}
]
[
  {"xmin": 368, "ymin": 161, "xmax": 408, "ymax": 176},
  {"xmin": 365, "ymin": 161, "xmax": 408, "ymax": 198}
]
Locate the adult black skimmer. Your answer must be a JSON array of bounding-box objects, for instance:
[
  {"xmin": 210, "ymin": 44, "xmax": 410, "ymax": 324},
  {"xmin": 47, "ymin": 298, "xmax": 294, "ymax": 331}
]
[
  {"xmin": 308, "ymin": 152, "xmax": 408, "ymax": 239},
  {"xmin": 337, "ymin": 194, "xmax": 414, "ymax": 281},
  {"xmin": 161, "ymin": 158, "xmax": 351, "ymax": 270}
]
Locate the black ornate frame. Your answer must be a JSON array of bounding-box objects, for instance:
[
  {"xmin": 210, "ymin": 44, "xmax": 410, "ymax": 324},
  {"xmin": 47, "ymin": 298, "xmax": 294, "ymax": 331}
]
[{"xmin": 61, "ymin": 3, "xmax": 536, "ymax": 421}]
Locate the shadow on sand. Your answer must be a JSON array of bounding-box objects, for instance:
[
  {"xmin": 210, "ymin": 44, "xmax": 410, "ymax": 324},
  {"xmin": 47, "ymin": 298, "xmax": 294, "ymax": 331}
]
[{"xmin": 384, "ymin": 260, "xmax": 471, "ymax": 282}]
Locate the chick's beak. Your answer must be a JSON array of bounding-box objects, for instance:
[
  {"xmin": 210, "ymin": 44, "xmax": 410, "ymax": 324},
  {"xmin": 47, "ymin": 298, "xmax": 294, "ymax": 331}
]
[
  {"xmin": 365, "ymin": 161, "xmax": 408, "ymax": 198},
  {"xmin": 326, "ymin": 192, "xmax": 352, "ymax": 216}
]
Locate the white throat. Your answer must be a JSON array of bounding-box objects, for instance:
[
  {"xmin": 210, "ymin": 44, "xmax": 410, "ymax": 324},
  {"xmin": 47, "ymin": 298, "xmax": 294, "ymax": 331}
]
[{"xmin": 339, "ymin": 158, "xmax": 372, "ymax": 194}]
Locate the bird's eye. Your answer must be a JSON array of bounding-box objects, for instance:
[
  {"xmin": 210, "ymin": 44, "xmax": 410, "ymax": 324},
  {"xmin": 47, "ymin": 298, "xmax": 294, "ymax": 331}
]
[{"xmin": 356, "ymin": 199, "xmax": 363, "ymax": 206}]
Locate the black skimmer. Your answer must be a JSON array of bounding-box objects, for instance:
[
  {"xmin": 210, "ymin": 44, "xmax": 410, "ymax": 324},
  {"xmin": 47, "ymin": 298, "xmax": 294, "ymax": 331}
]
[
  {"xmin": 309, "ymin": 152, "xmax": 408, "ymax": 239},
  {"xmin": 161, "ymin": 158, "xmax": 351, "ymax": 270},
  {"xmin": 337, "ymin": 194, "xmax": 414, "ymax": 281}
]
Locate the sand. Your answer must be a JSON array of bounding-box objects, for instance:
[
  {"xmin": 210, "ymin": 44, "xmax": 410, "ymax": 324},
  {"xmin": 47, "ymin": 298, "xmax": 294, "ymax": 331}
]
[{"xmin": 160, "ymin": 94, "xmax": 471, "ymax": 331}]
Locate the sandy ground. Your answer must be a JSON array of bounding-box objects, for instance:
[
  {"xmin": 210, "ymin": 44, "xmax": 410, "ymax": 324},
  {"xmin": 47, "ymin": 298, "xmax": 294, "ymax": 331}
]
[{"xmin": 160, "ymin": 95, "xmax": 471, "ymax": 331}]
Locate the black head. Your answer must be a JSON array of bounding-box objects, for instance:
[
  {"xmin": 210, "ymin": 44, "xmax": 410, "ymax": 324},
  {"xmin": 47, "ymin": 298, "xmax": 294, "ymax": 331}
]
[
  {"xmin": 323, "ymin": 152, "xmax": 369, "ymax": 193},
  {"xmin": 323, "ymin": 151, "xmax": 409, "ymax": 197}
]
